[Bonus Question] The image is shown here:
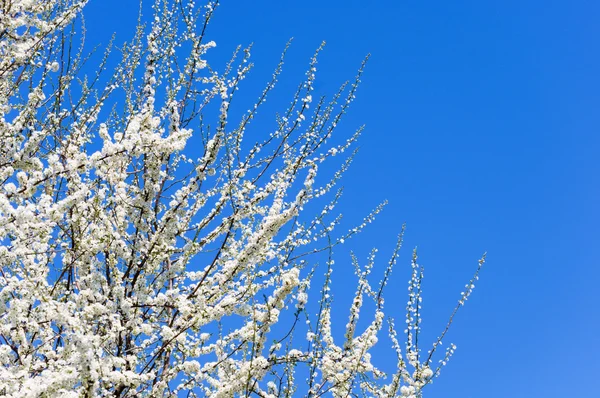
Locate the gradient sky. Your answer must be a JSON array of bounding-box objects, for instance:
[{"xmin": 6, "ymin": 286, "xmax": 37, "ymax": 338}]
[{"xmin": 85, "ymin": 1, "xmax": 600, "ymax": 396}]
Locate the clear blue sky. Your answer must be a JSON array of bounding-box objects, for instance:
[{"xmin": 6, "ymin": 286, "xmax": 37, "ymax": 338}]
[{"xmin": 85, "ymin": 1, "xmax": 600, "ymax": 396}]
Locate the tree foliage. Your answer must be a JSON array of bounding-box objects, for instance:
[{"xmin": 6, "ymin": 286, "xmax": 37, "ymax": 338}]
[{"xmin": 0, "ymin": 1, "xmax": 485, "ymax": 396}]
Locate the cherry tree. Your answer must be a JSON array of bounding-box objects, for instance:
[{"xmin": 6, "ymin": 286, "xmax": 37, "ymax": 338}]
[{"xmin": 0, "ymin": 0, "xmax": 485, "ymax": 396}]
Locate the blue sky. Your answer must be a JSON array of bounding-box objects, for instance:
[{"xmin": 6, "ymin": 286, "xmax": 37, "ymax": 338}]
[{"xmin": 85, "ymin": 1, "xmax": 600, "ymax": 396}]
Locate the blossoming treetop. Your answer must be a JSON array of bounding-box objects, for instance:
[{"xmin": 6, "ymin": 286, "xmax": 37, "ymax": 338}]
[{"xmin": 0, "ymin": 1, "xmax": 484, "ymax": 396}]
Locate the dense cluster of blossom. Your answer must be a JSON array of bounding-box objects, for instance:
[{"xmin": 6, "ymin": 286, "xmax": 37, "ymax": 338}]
[{"xmin": 0, "ymin": 1, "xmax": 485, "ymax": 396}]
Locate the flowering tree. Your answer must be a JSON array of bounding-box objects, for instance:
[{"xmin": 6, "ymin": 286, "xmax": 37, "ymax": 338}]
[{"xmin": 0, "ymin": 0, "xmax": 485, "ymax": 397}]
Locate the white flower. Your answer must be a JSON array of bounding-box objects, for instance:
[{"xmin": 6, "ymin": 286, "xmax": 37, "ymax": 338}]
[
  {"xmin": 48, "ymin": 61, "xmax": 60, "ymax": 72},
  {"xmin": 4, "ymin": 183, "xmax": 16, "ymax": 194}
]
